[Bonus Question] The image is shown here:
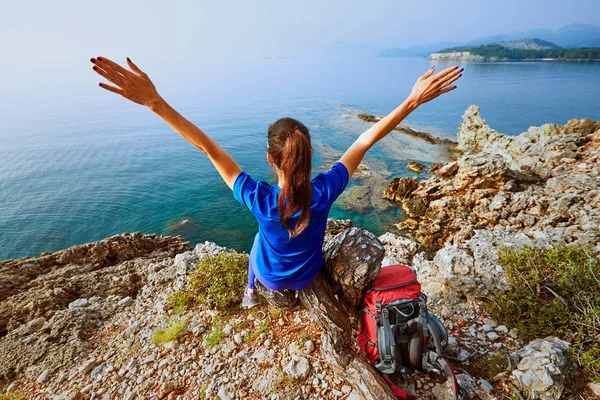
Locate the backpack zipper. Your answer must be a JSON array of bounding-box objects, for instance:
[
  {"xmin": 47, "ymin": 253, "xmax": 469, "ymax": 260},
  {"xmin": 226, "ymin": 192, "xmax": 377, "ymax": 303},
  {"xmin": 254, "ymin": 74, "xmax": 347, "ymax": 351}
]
[{"xmin": 368, "ymin": 279, "xmax": 418, "ymax": 292}]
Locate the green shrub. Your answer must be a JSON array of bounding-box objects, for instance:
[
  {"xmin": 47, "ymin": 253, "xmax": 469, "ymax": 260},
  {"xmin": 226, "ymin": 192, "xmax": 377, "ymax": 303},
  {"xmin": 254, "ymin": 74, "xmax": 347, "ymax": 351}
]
[
  {"xmin": 489, "ymin": 245, "xmax": 600, "ymax": 379},
  {"xmin": 152, "ymin": 318, "xmax": 187, "ymax": 345},
  {"xmin": 166, "ymin": 252, "xmax": 249, "ymax": 312},
  {"xmin": 167, "ymin": 289, "xmax": 197, "ymax": 315}
]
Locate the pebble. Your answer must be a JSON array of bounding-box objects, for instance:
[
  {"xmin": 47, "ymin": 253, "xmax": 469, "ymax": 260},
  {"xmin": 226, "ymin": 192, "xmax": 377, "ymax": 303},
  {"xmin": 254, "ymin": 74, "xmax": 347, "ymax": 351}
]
[
  {"xmin": 588, "ymin": 382, "xmax": 600, "ymax": 397},
  {"xmin": 142, "ymin": 354, "xmax": 157, "ymax": 364},
  {"xmin": 304, "ymin": 340, "xmax": 315, "ymax": 354},
  {"xmin": 79, "ymin": 359, "xmax": 97, "ymax": 375},
  {"xmin": 482, "ymin": 318, "xmax": 497, "ymax": 328},
  {"xmin": 481, "ymin": 324, "xmax": 493, "ymax": 332},
  {"xmin": 487, "ymin": 332, "xmax": 500, "ymax": 341},
  {"xmin": 495, "ymin": 325, "xmax": 508, "ymax": 333},
  {"xmin": 81, "ymin": 383, "xmax": 93, "ymax": 394},
  {"xmin": 68, "ymin": 298, "xmax": 89, "ymax": 310},
  {"xmin": 37, "ymin": 369, "xmax": 51, "ymax": 384},
  {"xmin": 90, "ymin": 363, "xmax": 106, "ymax": 381},
  {"xmin": 164, "ymin": 341, "xmax": 179, "ymax": 350},
  {"xmin": 217, "ymin": 387, "xmax": 232, "ymax": 400},
  {"xmin": 233, "ymin": 333, "xmax": 242, "ymax": 345},
  {"xmin": 479, "ymin": 379, "xmax": 494, "ymax": 392},
  {"xmin": 118, "ymin": 296, "xmax": 134, "ymax": 307}
]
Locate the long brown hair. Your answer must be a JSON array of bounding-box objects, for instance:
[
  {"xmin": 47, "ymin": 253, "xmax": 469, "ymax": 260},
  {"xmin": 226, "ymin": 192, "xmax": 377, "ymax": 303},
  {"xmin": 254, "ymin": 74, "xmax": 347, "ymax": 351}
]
[{"xmin": 268, "ymin": 117, "xmax": 312, "ymax": 238}]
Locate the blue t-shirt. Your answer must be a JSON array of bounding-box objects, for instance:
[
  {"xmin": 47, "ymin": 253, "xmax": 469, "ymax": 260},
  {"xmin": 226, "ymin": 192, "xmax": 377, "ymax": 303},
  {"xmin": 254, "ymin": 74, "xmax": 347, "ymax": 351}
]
[{"xmin": 233, "ymin": 162, "xmax": 349, "ymax": 283}]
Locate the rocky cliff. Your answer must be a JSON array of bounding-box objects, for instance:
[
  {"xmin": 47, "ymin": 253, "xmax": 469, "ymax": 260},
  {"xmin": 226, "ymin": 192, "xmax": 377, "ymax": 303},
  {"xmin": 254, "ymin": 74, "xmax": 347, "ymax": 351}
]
[
  {"xmin": 385, "ymin": 105, "xmax": 600, "ymax": 253},
  {"xmin": 1, "ymin": 107, "xmax": 599, "ymax": 399}
]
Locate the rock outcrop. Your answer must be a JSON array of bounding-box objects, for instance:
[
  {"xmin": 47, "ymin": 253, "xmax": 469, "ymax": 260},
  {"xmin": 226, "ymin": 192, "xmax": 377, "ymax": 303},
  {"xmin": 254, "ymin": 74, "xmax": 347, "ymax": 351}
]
[
  {"xmin": 511, "ymin": 337, "xmax": 571, "ymax": 400},
  {"xmin": 0, "ymin": 233, "xmax": 189, "ymax": 383},
  {"xmin": 356, "ymin": 113, "xmax": 457, "ymax": 147},
  {"xmin": 385, "ymin": 105, "xmax": 600, "ymax": 252},
  {"xmin": 0, "ymin": 225, "xmax": 397, "ymax": 400}
]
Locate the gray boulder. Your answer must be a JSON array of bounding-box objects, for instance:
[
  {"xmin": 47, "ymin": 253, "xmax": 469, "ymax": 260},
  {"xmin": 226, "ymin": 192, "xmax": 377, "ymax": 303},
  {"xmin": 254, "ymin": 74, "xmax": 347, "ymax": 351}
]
[{"xmin": 511, "ymin": 337, "xmax": 571, "ymax": 400}]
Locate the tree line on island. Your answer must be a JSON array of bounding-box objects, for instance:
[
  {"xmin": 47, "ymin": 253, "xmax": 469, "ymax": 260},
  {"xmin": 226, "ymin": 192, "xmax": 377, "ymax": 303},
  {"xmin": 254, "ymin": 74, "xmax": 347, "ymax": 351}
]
[{"xmin": 438, "ymin": 42, "xmax": 600, "ymax": 61}]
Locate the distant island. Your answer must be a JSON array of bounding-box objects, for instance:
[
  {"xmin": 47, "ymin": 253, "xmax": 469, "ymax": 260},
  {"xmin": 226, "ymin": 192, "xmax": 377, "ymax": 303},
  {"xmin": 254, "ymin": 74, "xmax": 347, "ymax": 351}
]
[
  {"xmin": 375, "ymin": 23, "xmax": 600, "ymax": 58},
  {"xmin": 430, "ymin": 38, "xmax": 600, "ymax": 62}
]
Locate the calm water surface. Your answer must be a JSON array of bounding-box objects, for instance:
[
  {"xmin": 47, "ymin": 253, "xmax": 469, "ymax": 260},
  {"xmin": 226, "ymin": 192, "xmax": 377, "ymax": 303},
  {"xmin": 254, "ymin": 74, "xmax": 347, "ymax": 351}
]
[{"xmin": 1, "ymin": 57, "xmax": 599, "ymax": 259}]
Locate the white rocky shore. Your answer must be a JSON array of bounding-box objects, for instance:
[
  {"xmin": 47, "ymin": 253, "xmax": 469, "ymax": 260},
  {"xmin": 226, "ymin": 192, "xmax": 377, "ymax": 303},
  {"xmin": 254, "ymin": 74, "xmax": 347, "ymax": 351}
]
[{"xmin": 2, "ymin": 105, "xmax": 599, "ymax": 399}]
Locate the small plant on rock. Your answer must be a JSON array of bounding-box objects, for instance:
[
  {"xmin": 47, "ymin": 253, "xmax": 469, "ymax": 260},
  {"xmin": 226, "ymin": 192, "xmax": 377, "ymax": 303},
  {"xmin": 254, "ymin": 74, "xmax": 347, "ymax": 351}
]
[
  {"xmin": 246, "ymin": 318, "xmax": 271, "ymax": 343},
  {"xmin": 166, "ymin": 253, "xmax": 249, "ymax": 313},
  {"xmin": 152, "ymin": 318, "xmax": 187, "ymax": 345},
  {"xmin": 0, "ymin": 392, "xmax": 26, "ymax": 400},
  {"xmin": 271, "ymin": 372, "xmax": 301, "ymax": 395},
  {"xmin": 205, "ymin": 323, "xmax": 224, "ymax": 348}
]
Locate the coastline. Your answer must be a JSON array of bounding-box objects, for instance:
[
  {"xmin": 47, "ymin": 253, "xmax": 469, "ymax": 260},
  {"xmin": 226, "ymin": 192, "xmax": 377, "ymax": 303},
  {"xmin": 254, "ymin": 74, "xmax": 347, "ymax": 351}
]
[{"xmin": 1, "ymin": 105, "xmax": 599, "ymax": 399}]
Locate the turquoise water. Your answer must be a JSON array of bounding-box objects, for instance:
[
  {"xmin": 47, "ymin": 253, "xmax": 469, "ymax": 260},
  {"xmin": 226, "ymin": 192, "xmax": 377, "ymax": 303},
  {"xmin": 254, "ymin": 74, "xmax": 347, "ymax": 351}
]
[{"xmin": 1, "ymin": 57, "xmax": 599, "ymax": 260}]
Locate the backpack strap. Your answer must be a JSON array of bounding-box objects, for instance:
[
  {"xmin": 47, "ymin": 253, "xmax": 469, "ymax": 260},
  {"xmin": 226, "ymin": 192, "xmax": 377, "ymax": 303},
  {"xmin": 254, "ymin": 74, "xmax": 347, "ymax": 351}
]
[
  {"xmin": 382, "ymin": 374, "xmax": 417, "ymax": 400},
  {"xmin": 425, "ymin": 350, "xmax": 462, "ymax": 400},
  {"xmin": 362, "ymin": 307, "xmax": 377, "ymax": 319},
  {"xmin": 418, "ymin": 301, "xmax": 429, "ymax": 370},
  {"xmin": 375, "ymin": 301, "xmax": 396, "ymax": 374}
]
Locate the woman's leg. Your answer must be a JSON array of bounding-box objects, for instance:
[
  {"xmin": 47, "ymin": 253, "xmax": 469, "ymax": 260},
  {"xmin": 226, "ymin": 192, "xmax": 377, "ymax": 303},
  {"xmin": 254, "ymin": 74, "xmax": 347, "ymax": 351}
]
[
  {"xmin": 242, "ymin": 236, "xmax": 260, "ymax": 308},
  {"xmin": 247, "ymin": 261, "xmax": 256, "ymax": 289}
]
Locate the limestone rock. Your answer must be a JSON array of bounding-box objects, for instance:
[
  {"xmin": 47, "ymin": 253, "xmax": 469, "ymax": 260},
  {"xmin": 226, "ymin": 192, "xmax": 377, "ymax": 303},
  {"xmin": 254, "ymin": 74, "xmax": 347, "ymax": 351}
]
[
  {"xmin": 383, "ymin": 177, "xmax": 419, "ymax": 203},
  {"xmin": 384, "ymin": 105, "xmax": 600, "ymax": 251},
  {"xmin": 377, "ymin": 232, "xmax": 422, "ymax": 266},
  {"xmin": 285, "ymin": 355, "xmax": 311, "ymax": 379},
  {"xmin": 407, "ymin": 161, "xmax": 426, "ymax": 173},
  {"xmin": 511, "ymin": 337, "xmax": 571, "ymax": 400}
]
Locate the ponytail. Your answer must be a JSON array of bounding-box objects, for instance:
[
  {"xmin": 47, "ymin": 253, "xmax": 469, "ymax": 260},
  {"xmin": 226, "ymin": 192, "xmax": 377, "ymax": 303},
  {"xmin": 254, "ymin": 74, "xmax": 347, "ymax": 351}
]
[{"xmin": 267, "ymin": 118, "xmax": 312, "ymax": 238}]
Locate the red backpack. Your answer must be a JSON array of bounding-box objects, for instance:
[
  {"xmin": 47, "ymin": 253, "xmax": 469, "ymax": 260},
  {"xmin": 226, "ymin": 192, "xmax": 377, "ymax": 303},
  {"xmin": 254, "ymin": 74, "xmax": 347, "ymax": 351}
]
[{"xmin": 358, "ymin": 264, "xmax": 462, "ymax": 399}]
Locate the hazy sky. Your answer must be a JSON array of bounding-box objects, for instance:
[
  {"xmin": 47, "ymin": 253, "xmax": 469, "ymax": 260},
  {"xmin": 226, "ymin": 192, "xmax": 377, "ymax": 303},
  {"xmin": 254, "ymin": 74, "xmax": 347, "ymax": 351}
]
[{"xmin": 1, "ymin": 0, "xmax": 599, "ymax": 65}]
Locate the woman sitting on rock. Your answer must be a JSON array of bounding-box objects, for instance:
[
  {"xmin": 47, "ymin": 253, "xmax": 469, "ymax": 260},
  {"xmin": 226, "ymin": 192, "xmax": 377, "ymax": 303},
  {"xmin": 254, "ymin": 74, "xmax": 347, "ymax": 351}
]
[{"xmin": 89, "ymin": 57, "xmax": 463, "ymax": 308}]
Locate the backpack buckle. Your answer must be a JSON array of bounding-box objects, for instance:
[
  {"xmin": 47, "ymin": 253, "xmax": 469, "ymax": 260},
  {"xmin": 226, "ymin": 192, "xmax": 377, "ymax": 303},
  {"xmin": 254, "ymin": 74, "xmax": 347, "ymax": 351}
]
[{"xmin": 382, "ymin": 308, "xmax": 389, "ymax": 319}]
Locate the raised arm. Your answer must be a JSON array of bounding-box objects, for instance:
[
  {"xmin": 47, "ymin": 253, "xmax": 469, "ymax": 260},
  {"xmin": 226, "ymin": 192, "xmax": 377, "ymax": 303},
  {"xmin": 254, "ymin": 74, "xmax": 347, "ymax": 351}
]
[
  {"xmin": 90, "ymin": 57, "xmax": 242, "ymax": 189},
  {"xmin": 339, "ymin": 65, "xmax": 463, "ymax": 177}
]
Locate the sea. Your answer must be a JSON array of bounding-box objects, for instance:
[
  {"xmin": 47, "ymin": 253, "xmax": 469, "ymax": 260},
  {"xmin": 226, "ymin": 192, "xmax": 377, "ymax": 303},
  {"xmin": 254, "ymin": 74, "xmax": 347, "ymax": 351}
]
[{"xmin": 1, "ymin": 57, "xmax": 599, "ymax": 260}]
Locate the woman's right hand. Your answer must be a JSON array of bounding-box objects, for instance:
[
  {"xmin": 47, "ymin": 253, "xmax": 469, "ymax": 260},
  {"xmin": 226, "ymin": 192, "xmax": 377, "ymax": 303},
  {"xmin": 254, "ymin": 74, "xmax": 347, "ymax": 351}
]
[
  {"xmin": 90, "ymin": 57, "xmax": 163, "ymax": 110},
  {"xmin": 408, "ymin": 65, "xmax": 463, "ymax": 107}
]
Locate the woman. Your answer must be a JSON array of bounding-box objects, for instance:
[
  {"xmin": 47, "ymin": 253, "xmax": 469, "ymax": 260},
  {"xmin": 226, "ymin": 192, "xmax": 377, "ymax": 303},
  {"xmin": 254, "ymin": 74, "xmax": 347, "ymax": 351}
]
[{"xmin": 90, "ymin": 57, "xmax": 463, "ymax": 308}]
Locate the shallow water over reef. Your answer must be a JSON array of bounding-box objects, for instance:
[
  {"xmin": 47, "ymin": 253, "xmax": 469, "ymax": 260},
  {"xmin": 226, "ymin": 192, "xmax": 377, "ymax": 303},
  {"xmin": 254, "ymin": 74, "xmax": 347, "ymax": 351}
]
[{"xmin": 1, "ymin": 57, "xmax": 599, "ymax": 259}]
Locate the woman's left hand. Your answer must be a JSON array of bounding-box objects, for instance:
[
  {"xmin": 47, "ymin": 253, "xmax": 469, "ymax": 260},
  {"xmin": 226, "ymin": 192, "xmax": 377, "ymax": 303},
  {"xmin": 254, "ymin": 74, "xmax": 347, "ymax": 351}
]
[{"xmin": 90, "ymin": 57, "xmax": 162, "ymax": 109}]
